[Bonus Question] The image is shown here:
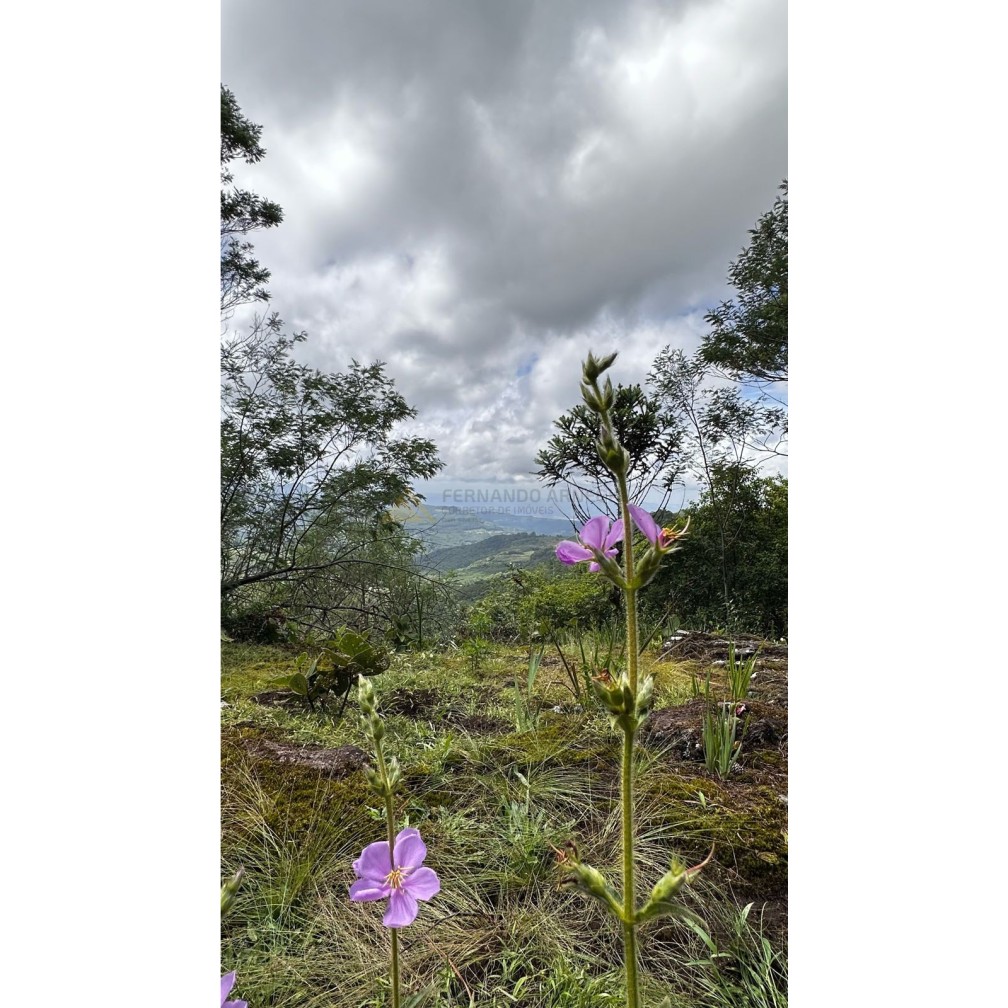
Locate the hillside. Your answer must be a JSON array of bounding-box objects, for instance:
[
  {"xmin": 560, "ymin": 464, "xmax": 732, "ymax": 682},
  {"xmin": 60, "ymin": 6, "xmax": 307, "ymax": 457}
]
[{"xmin": 422, "ymin": 531, "xmax": 560, "ymax": 586}]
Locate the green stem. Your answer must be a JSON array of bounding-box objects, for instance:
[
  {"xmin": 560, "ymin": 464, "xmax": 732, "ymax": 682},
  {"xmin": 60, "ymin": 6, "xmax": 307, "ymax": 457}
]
[
  {"xmin": 596, "ymin": 387, "xmax": 644, "ymax": 1008},
  {"xmin": 616, "ymin": 467, "xmax": 640, "ymax": 1008},
  {"xmin": 621, "ymin": 722, "xmax": 640, "ymax": 1008},
  {"xmin": 390, "ymin": 931, "xmax": 399, "ymax": 1008},
  {"xmin": 374, "ymin": 736, "xmax": 401, "ymax": 1008}
]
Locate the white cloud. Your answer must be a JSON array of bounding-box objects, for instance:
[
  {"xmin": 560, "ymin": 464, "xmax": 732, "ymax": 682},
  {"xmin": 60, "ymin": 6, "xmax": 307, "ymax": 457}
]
[{"xmin": 222, "ymin": 0, "xmax": 787, "ymax": 488}]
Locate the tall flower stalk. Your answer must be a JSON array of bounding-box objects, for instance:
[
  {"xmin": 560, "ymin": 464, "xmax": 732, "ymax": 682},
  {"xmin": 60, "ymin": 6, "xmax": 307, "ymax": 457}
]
[
  {"xmin": 353, "ymin": 676, "xmax": 440, "ymax": 1008},
  {"xmin": 556, "ymin": 351, "xmax": 706, "ymax": 1008}
]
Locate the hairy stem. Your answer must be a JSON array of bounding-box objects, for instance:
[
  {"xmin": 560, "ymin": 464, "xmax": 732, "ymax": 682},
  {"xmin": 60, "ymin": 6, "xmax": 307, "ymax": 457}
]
[
  {"xmin": 617, "ymin": 467, "xmax": 640, "ymax": 1008},
  {"xmin": 595, "ymin": 391, "xmax": 643, "ymax": 1008},
  {"xmin": 374, "ymin": 735, "xmax": 400, "ymax": 1008}
]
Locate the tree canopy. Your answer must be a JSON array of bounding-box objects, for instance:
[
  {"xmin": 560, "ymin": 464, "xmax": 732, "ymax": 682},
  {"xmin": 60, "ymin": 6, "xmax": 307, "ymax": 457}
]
[
  {"xmin": 221, "ymin": 85, "xmax": 284, "ymax": 318},
  {"xmin": 535, "ymin": 383, "xmax": 684, "ymax": 525},
  {"xmin": 220, "ymin": 88, "xmax": 447, "ymax": 642},
  {"xmin": 700, "ymin": 180, "xmax": 788, "ymax": 383}
]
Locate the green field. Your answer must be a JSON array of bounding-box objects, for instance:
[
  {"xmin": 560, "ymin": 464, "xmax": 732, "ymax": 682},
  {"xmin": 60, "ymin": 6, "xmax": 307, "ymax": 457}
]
[{"xmin": 221, "ymin": 639, "xmax": 787, "ymax": 1007}]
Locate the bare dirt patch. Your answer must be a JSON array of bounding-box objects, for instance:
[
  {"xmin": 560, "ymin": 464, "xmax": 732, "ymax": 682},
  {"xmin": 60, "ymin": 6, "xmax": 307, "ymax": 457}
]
[{"xmin": 237, "ymin": 736, "xmax": 369, "ymax": 778}]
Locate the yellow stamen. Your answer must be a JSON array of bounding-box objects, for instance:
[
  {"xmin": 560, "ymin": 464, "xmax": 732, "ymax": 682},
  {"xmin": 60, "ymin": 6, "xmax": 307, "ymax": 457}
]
[{"xmin": 385, "ymin": 867, "xmax": 407, "ymax": 889}]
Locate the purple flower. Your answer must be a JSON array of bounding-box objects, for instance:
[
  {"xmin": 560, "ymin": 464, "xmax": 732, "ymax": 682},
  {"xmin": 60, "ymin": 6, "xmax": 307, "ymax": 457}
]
[
  {"xmin": 221, "ymin": 972, "xmax": 247, "ymax": 1008},
  {"xmin": 349, "ymin": 827, "xmax": 441, "ymax": 928},
  {"xmin": 556, "ymin": 516, "xmax": 624, "ymax": 572},
  {"xmin": 628, "ymin": 504, "xmax": 687, "ymax": 550}
]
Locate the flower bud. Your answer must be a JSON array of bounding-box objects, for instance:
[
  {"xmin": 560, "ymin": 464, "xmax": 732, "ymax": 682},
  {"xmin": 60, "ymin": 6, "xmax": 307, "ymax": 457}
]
[
  {"xmin": 357, "ymin": 675, "xmax": 376, "ymax": 714},
  {"xmin": 581, "ymin": 382, "xmax": 604, "ymax": 413},
  {"xmin": 561, "ymin": 860, "xmax": 625, "ymax": 921},
  {"xmin": 386, "ymin": 756, "xmax": 403, "ymax": 792},
  {"xmin": 636, "ymin": 846, "xmax": 714, "ymax": 923},
  {"xmin": 635, "ymin": 675, "xmax": 655, "ymax": 720},
  {"xmin": 220, "ymin": 866, "xmax": 245, "ymax": 916},
  {"xmin": 590, "ymin": 672, "xmax": 629, "ymax": 715},
  {"xmin": 582, "ymin": 351, "xmax": 618, "ymax": 383}
]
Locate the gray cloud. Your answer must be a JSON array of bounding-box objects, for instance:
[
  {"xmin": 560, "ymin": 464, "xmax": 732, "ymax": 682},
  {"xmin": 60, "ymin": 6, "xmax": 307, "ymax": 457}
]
[{"xmin": 223, "ymin": 0, "xmax": 786, "ymax": 495}]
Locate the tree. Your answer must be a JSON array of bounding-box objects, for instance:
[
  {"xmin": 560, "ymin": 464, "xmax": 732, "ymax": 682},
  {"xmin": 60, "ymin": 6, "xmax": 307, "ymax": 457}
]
[
  {"xmin": 701, "ymin": 180, "xmax": 788, "ymax": 383},
  {"xmin": 221, "ymin": 315, "xmax": 444, "ymax": 609},
  {"xmin": 220, "ymin": 89, "xmax": 448, "ymax": 641},
  {"xmin": 535, "ymin": 383, "xmax": 684, "ymax": 525},
  {"xmin": 648, "ymin": 347, "xmax": 786, "ymax": 625},
  {"xmin": 221, "ymin": 85, "xmax": 284, "ymax": 318},
  {"xmin": 641, "ymin": 473, "xmax": 787, "ymax": 637}
]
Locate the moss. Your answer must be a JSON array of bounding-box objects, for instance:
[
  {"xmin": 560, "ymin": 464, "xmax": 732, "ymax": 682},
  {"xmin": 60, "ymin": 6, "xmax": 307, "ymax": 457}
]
[
  {"xmin": 637, "ymin": 769, "xmax": 787, "ymax": 898},
  {"xmin": 222, "ymin": 729, "xmax": 372, "ymax": 847},
  {"xmin": 487, "ymin": 716, "xmax": 618, "ymax": 771},
  {"xmin": 221, "ymin": 641, "xmax": 298, "ymax": 701}
]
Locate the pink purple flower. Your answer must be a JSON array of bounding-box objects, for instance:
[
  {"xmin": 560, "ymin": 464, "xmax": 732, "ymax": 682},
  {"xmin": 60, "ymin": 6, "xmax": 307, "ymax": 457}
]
[
  {"xmin": 221, "ymin": 972, "xmax": 247, "ymax": 1008},
  {"xmin": 628, "ymin": 504, "xmax": 685, "ymax": 550},
  {"xmin": 555, "ymin": 516, "xmax": 624, "ymax": 572},
  {"xmin": 349, "ymin": 827, "xmax": 441, "ymax": 927}
]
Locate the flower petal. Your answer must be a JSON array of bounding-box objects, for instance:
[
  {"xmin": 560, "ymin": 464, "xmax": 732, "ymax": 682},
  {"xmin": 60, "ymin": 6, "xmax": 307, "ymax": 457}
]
[
  {"xmin": 221, "ymin": 972, "xmax": 236, "ymax": 1007},
  {"xmin": 394, "ymin": 828, "xmax": 427, "ymax": 869},
  {"xmin": 578, "ymin": 515, "xmax": 609, "ymax": 551},
  {"xmin": 224, "ymin": 1000, "xmax": 248, "ymax": 1008},
  {"xmin": 349, "ymin": 877, "xmax": 391, "ymax": 902},
  {"xmin": 603, "ymin": 520, "xmax": 625, "ymax": 550},
  {"xmin": 354, "ymin": 840, "xmax": 393, "ymax": 881},
  {"xmin": 588, "ymin": 561, "xmax": 600, "ymax": 572},
  {"xmin": 383, "ymin": 887, "xmax": 419, "ymax": 927},
  {"xmin": 628, "ymin": 505, "xmax": 660, "ymax": 545},
  {"xmin": 556, "ymin": 541, "xmax": 592, "ymax": 564},
  {"xmin": 403, "ymin": 866, "xmax": 440, "ymax": 901}
]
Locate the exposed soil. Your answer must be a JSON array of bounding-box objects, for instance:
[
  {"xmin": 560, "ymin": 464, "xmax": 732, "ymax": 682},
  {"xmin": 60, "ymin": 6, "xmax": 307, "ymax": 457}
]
[
  {"xmin": 641, "ymin": 697, "xmax": 788, "ymax": 763},
  {"xmin": 250, "ymin": 689, "xmax": 308, "ymax": 710},
  {"xmin": 659, "ymin": 630, "xmax": 786, "ymax": 662},
  {"xmin": 383, "ymin": 685, "xmax": 510, "ymax": 734},
  {"xmin": 236, "ymin": 735, "xmax": 370, "ymax": 778}
]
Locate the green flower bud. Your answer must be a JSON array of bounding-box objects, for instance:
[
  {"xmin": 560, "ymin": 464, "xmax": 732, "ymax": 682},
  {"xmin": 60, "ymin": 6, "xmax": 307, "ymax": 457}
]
[
  {"xmin": 386, "ymin": 756, "xmax": 403, "ymax": 793},
  {"xmin": 582, "ymin": 351, "xmax": 618, "ymax": 383},
  {"xmin": 581, "ymin": 382, "xmax": 604, "ymax": 413},
  {"xmin": 590, "ymin": 672, "xmax": 629, "ymax": 714},
  {"xmin": 357, "ymin": 675, "xmax": 376, "ymax": 714},
  {"xmin": 561, "ymin": 861, "xmax": 625, "ymax": 921},
  {"xmin": 635, "ymin": 675, "xmax": 655, "ymax": 720},
  {"xmin": 636, "ymin": 847, "xmax": 714, "ymax": 924},
  {"xmin": 220, "ymin": 866, "xmax": 245, "ymax": 916}
]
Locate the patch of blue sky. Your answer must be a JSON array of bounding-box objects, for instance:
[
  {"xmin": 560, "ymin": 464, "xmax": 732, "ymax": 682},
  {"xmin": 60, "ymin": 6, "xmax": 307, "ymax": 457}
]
[{"xmin": 515, "ymin": 354, "xmax": 538, "ymax": 378}]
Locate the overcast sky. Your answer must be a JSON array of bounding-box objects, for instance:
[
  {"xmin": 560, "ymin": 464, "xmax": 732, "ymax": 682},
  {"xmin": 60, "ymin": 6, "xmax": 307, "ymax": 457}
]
[{"xmin": 222, "ymin": 0, "xmax": 786, "ymax": 506}]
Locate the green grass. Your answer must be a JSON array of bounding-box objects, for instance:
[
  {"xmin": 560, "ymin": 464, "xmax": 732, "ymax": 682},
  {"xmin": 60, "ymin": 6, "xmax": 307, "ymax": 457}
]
[{"xmin": 222, "ymin": 641, "xmax": 786, "ymax": 1007}]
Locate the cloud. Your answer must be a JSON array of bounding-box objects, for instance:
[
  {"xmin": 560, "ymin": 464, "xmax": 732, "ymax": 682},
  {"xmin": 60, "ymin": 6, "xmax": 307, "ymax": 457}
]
[{"xmin": 222, "ymin": 0, "xmax": 787, "ymax": 490}]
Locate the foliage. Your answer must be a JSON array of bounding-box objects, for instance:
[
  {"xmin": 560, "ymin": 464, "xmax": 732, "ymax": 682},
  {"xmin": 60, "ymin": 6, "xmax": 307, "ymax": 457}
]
[
  {"xmin": 220, "ymin": 85, "xmax": 284, "ymax": 318},
  {"xmin": 725, "ymin": 643, "xmax": 759, "ymax": 702},
  {"xmin": 640, "ymin": 473, "xmax": 787, "ymax": 637},
  {"xmin": 700, "ymin": 181, "xmax": 788, "ymax": 384},
  {"xmin": 692, "ymin": 668, "xmax": 749, "ymax": 778},
  {"xmin": 682, "ymin": 901, "xmax": 788, "ymax": 1008},
  {"xmin": 275, "ymin": 629, "xmax": 390, "ymax": 717},
  {"xmin": 220, "ymin": 87, "xmax": 449, "ymax": 647},
  {"xmin": 514, "ymin": 644, "xmax": 546, "ymax": 731},
  {"xmin": 220, "ymin": 315, "xmax": 443, "ymax": 613},
  {"xmin": 536, "ymin": 383, "xmax": 684, "ymax": 525},
  {"xmin": 222, "ymin": 640, "xmax": 787, "ymax": 1008},
  {"xmin": 472, "ymin": 565, "xmax": 614, "ymax": 643}
]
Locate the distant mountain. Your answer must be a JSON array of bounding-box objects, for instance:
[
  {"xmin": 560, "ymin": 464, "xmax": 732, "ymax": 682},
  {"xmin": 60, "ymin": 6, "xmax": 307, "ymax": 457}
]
[
  {"xmin": 398, "ymin": 504, "xmax": 575, "ymax": 550},
  {"xmin": 422, "ymin": 532, "xmax": 560, "ymax": 582}
]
